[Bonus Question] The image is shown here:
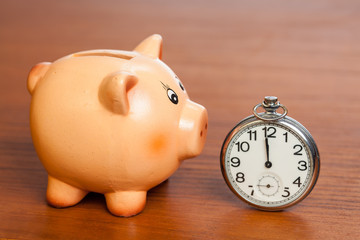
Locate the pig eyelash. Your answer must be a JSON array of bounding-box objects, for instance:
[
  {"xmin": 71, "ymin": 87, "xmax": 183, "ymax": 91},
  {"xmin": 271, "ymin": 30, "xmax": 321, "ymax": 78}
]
[{"xmin": 160, "ymin": 81, "xmax": 169, "ymax": 90}]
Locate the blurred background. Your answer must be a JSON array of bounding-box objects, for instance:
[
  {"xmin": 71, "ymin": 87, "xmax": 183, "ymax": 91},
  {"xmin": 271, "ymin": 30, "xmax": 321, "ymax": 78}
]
[
  {"xmin": 2, "ymin": 0, "xmax": 359, "ymax": 154},
  {"xmin": 1, "ymin": 0, "xmax": 359, "ymax": 136}
]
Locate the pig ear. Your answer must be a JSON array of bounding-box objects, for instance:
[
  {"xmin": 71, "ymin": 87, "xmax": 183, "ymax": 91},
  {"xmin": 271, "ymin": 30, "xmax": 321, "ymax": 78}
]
[
  {"xmin": 99, "ymin": 71, "xmax": 138, "ymax": 115},
  {"xmin": 27, "ymin": 62, "xmax": 51, "ymax": 95},
  {"xmin": 134, "ymin": 34, "xmax": 163, "ymax": 59}
]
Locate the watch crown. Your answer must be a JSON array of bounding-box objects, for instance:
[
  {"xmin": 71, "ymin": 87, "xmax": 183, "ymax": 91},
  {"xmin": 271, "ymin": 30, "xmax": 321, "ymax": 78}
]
[
  {"xmin": 263, "ymin": 96, "xmax": 278, "ymax": 107},
  {"xmin": 263, "ymin": 96, "xmax": 280, "ymax": 113},
  {"xmin": 253, "ymin": 96, "xmax": 288, "ymax": 121}
]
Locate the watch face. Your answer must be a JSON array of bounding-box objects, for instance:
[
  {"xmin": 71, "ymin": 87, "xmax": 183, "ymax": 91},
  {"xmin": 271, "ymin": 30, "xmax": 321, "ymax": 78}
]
[{"xmin": 221, "ymin": 118, "xmax": 319, "ymax": 210}]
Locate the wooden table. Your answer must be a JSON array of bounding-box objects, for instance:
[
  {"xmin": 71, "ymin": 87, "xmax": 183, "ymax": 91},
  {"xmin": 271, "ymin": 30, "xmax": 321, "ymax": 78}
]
[{"xmin": 1, "ymin": 0, "xmax": 359, "ymax": 239}]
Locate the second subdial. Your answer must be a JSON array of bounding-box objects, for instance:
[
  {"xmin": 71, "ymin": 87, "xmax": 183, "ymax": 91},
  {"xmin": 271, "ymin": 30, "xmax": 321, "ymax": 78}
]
[{"xmin": 257, "ymin": 175, "xmax": 280, "ymax": 197}]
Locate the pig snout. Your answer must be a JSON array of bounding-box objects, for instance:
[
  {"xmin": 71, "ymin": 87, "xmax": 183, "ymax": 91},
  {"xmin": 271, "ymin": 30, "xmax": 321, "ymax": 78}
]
[{"xmin": 178, "ymin": 99, "xmax": 208, "ymax": 160}]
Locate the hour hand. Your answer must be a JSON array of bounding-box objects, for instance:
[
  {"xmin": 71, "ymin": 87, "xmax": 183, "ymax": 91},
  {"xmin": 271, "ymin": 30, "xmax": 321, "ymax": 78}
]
[{"xmin": 265, "ymin": 137, "xmax": 272, "ymax": 168}]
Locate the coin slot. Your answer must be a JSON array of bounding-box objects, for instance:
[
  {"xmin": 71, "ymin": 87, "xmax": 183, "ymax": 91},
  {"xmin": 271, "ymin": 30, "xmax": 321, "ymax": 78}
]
[{"xmin": 73, "ymin": 51, "xmax": 134, "ymax": 60}]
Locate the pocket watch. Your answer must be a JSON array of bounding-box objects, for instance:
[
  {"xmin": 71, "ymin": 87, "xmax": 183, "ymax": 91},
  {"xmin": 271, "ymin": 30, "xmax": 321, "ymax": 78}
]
[{"xmin": 220, "ymin": 96, "xmax": 320, "ymax": 211}]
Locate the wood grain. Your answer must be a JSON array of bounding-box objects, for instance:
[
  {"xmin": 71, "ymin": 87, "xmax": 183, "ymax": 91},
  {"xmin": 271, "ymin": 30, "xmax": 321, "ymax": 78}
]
[{"xmin": 0, "ymin": 0, "xmax": 359, "ymax": 239}]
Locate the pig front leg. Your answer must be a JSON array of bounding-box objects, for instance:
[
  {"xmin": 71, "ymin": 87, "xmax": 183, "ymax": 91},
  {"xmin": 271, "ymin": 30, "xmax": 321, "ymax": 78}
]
[
  {"xmin": 105, "ymin": 191, "xmax": 147, "ymax": 217},
  {"xmin": 46, "ymin": 176, "xmax": 88, "ymax": 208}
]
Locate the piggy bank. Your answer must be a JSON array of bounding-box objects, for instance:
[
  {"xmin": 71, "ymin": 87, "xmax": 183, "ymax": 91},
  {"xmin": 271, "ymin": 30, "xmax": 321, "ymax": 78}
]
[{"xmin": 27, "ymin": 34, "xmax": 208, "ymax": 217}]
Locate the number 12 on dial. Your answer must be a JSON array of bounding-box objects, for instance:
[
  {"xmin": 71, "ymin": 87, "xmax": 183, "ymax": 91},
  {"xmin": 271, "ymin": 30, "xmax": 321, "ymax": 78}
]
[{"xmin": 220, "ymin": 96, "xmax": 320, "ymax": 211}]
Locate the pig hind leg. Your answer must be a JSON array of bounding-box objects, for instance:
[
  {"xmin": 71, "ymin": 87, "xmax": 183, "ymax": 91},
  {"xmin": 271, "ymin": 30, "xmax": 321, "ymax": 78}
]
[
  {"xmin": 105, "ymin": 191, "xmax": 147, "ymax": 217},
  {"xmin": 46, "ymin": 176, "xmax": 88, "ymax": 208}
]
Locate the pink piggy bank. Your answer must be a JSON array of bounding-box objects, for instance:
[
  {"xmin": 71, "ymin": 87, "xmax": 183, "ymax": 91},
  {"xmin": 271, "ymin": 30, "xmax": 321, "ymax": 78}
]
[{"xmin": 27, "ymin": 34, "xmax": 208, "ymax": 217}]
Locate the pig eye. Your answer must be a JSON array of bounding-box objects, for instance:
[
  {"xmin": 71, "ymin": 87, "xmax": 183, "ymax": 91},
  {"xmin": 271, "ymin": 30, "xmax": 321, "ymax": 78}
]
[
  {"xmin": 167, "ymin": 89, "xmax": 178, "ymax": 104},
  {"xmin": 175, "ymin": 76, "xmax": 185, "ymax": 92},
  {"xmin": 179, "ymin": 81, "xmax": 185, "ymax": 91}
]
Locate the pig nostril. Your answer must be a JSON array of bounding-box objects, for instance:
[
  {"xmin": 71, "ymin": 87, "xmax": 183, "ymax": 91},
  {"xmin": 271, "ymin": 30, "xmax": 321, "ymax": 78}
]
[
  {"xmin": 205, "ymin": 123, "xmax": 208, "ymax": 130},
  {"xmin": 200, "ymin": 130, "xmax": 203, "ymax": 137}
]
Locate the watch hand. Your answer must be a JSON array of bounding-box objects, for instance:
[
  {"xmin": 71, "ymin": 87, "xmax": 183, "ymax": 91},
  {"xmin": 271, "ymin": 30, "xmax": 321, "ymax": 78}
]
[
  {"xmin": 265, "ymin": 137, "xmax": 272, "ymax": 168},
  {"xmin": 257, "ymin": 184, "xmax": 273, "ymax": 188}
]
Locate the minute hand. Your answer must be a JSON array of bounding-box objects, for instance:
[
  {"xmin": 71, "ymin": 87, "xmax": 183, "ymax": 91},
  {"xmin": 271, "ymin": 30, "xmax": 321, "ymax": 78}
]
[{"xmin": 265, "ymin": 137, "xmax": 272, "ymax": 168}]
